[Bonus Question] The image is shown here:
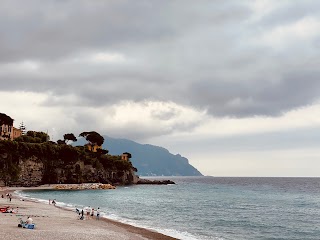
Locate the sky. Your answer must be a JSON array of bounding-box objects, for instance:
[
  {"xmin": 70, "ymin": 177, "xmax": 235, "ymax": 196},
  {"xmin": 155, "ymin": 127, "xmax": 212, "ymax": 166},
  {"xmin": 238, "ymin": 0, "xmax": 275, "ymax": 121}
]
[{"xmin": 1, "ymin": 0, "xmax": 320, "ymax": 177}]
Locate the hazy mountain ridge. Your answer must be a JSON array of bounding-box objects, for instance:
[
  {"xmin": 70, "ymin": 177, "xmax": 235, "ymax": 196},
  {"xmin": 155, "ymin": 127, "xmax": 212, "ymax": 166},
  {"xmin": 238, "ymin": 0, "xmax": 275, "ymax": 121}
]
[{"xmin": 78, "ymin": 136, "xmax": 202, "ymax": 176}]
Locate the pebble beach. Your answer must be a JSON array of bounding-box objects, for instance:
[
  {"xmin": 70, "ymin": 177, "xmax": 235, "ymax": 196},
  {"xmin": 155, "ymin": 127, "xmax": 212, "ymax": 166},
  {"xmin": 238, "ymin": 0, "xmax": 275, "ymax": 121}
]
[{"xmin": 0, "ymin": 187, "xmax": 179, "ymax": 240}]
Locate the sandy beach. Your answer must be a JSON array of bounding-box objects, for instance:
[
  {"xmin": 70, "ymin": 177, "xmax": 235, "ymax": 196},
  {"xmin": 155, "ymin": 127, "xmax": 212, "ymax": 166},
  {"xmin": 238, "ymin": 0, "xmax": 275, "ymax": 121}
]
[{"xmin": 0, "ymin": 187, "xmax": 179, "ymax": 240}]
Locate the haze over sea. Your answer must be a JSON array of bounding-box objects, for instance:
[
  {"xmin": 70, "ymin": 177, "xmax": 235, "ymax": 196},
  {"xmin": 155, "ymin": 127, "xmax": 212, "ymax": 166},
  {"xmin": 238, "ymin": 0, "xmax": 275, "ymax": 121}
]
[{"xmin": 18, "ymin": 177, "xmax": 320, "ymax": 240}]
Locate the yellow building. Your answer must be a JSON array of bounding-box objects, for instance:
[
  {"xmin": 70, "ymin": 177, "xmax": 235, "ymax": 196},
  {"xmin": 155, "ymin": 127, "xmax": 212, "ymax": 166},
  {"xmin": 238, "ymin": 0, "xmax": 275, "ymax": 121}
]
[
  {"xmin": 85, "ymin": 144, "xmax": 102, "ymax": 152},
  {"xmin": 121, "ymin": 152, "xmax": 132, "ymax": 161},
  {"xmin": 12, "ymin": 127, "xmax": 22, "ymax": 139}
]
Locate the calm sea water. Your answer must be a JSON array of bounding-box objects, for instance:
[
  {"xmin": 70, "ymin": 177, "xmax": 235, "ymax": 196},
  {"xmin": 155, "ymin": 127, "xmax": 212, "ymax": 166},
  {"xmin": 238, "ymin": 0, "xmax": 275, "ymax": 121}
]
[{"xmin": 17, "ymin": 177, "xmax": 320, "ymax": 240}]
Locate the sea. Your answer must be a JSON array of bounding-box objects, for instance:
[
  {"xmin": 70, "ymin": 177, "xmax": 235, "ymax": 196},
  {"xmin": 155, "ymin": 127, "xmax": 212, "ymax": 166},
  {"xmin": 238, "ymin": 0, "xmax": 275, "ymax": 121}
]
[{"xmin": 16, "ymin": 177, "xmax": 320, "ymax": 240}]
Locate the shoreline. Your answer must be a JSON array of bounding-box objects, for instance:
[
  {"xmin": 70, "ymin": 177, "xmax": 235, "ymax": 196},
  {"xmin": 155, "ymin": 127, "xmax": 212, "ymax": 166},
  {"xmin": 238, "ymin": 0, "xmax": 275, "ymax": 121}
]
[{"xmin": 0, "ymin": 186, "xmax": 179, "ymax": 240}]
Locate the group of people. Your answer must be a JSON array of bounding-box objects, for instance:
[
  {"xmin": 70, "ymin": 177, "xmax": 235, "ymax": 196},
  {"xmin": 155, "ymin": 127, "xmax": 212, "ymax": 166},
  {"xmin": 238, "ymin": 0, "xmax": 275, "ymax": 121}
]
[
  {"xmin": 76, "ymin": 206, "xmax": 100, "ymax": 220},
  {"xmin": 3, "ymin": 206, "xmax": 18, "ymax": 213},
  {"xmin": 1, "ymin": 193, "xmax": 12, "ymax": 202}
]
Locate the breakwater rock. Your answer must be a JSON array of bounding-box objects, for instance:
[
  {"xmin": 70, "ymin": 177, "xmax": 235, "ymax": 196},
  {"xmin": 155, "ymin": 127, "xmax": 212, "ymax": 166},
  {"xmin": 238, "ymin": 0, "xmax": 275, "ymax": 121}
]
[
  {"xmin": 137, "ymin": 179, "xmax": 175, "ymax": 185},
  {"xmin": 53, "ymin": 183, "xmax": 116, "ymax": 190}
]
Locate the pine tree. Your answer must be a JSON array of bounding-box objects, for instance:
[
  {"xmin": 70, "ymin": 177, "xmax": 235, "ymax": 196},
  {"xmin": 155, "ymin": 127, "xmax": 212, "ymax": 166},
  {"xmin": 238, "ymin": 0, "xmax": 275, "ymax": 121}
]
[{"xmin": 19, "ymin": 121, "xmax": 26, "ymax": 135}]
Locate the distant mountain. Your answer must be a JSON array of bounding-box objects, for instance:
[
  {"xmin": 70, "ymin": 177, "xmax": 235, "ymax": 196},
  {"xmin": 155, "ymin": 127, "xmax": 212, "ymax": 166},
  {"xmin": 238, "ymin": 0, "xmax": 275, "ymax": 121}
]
[{"xmin": 76, "ymin": 136, "xmax": 203, "ymax": 176}]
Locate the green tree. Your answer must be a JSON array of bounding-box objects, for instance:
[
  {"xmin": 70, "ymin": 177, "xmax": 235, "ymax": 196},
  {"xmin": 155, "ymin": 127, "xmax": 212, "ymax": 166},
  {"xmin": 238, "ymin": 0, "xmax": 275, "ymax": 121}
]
[
  {"xmin": 0, "ymin": 141, "xmax": 20, "ymax": 185},
  {"xmin": 26, "ymin": 131, "xmax": 49, "ymax": 143},
  {"xmin": 96, "ymin": 148, "xmax": 109, "ymax": 156},
  {"xmin": 57, "ymin": 139, "xmax": 66, "ymax": 145},
  {"xmin": 79, "ymin": 131, "xmax": 104, "ymax": 150},
  {"xmin": 59, "ymin": 145, "xmax": 79, "ymax": 164},
  {"xmin": 14, "ymin": 135, "xmax": 37, "ymax": 143},
  {"xmin": 63, "ymin": 133, "xmax": 77, "ymax": 144},
  {"xmin": 19, "ymin": 121, "xmax": 26, "ymax": 135}
]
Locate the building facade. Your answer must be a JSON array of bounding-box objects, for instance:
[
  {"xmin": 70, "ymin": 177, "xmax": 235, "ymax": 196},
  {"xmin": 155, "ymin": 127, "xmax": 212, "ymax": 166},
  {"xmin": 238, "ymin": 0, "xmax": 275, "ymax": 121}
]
[
  {"xmin": 85, "ymin": 144, "xmax": 102, "ymax": 152},
  {"xmin": 0, "ymin": 113, "xmax": 22, "ymax": 140},
  {"xmin": 121, "ymin": 152, "xmax": 132, "ymax": 161},
  {"xmin": 0, "ymin": 123, "xmax": 13, "ymax": 140},
  {"xmin": 12, "ymin": 127, "xmax": 22, "ymax": 139}
]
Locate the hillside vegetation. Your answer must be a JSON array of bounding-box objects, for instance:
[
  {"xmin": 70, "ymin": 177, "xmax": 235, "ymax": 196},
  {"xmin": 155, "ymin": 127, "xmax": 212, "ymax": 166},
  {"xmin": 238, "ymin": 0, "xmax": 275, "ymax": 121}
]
[{"xmin": 0, "ymin": 131, "xmax": 137, "ymax": 186}]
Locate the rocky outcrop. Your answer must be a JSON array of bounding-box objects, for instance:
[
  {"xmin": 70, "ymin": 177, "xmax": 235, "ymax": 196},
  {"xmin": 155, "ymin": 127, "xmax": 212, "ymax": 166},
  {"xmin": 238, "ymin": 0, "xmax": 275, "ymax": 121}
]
[
  {"xmin": 0, "ymin": 140, "xmax": 140, "ymax": 187},
  {"xmin": 10, "ymin": 158, "xmax": 139, "ymax": 187},
  {"xmin": 17, "ymin": 158, "xmax": 44, "ymax": 187},
  {"xmin": 137, "ymin": 179, "xmax": 175, "ymax": 185},
  {"xmin": 54, "ymin": 183, "xmax": 116, "ymax": 190}
]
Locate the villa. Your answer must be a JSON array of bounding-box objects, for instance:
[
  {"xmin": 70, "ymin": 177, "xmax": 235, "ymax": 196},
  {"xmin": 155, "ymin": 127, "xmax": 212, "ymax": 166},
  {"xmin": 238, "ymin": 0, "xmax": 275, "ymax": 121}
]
[{"xmin": 0, "ymin": 113, "xmax": 22, "ymax": 140}]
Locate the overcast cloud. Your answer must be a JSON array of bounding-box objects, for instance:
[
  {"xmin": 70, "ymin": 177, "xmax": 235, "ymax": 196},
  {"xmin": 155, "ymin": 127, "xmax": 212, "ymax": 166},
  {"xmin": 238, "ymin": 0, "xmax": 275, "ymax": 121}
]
[{"xmin": 1, "ymin": 0, "xmax": 320, "ymax": 176}]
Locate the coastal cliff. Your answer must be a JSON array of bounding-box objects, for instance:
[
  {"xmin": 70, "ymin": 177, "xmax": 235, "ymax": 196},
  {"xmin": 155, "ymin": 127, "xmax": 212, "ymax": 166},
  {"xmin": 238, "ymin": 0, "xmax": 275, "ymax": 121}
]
[{"xmin": 0, "ymin": 140, "xmax": 139, "ymax": 187}]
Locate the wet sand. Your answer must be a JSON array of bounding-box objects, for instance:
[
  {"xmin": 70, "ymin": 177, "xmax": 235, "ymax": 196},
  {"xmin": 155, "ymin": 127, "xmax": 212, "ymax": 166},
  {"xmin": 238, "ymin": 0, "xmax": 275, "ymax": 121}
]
[{"xmin": 0, "ymin": 187, "xmax": 179, "ymax": 240}]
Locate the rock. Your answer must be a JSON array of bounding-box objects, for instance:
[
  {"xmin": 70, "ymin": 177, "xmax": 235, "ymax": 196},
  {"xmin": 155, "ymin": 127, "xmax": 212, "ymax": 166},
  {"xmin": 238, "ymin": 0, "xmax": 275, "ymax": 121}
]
[
  {"xmin": 53, "ymin": 183, "xmax": 116, "ymax": 190},
  {"xmin": 137, "ymin": 179, "xmax": 175, "ymax": 185}
]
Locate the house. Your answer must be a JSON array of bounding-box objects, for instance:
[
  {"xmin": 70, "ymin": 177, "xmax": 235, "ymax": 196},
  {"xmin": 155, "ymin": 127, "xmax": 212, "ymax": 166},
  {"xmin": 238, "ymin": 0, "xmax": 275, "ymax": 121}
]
[
  {"xmin": 0, "ymin": 123, "xmax": 12, "ymax": 140},
  {"xmin": 12, "ymin": 127, "xmax": 22, "ymax": 139},
  {"xmin": 121, "ymin": 152, "xmax": 132, "ymax": 161},
  {"xmin": 0, "ymin": 113, "xmax": 22, "ymax": 140},
  {"xmin": 85, "ymin": 144, "xmax": 102, "ymax": 152}
]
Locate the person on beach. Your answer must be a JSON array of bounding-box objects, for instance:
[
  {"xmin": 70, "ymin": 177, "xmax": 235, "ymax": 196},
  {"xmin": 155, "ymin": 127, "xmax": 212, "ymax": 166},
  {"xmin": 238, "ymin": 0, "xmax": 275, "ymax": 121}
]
[
  {"xmin": 13, "ymin": 207, "xmax": 19, "ymax": 213},
  {"xmin": 52, "ymin": 199, "xmax": 56, "ymax": 206},
  {"xmin": 96, "ymin": 207, "xmax": 100, "ymax": 220},
  {"xmin": 80, "ymin": 209, "xmax": 84, "ymax": 220},
  {"xmin": 26, "ymin": 216, "xmax": 33, "ymax": 224},
  {"xmin": 86, "ymin": 206, "xmax": 90, "ymax": 220},
  {"xmin": 91, "ymin": 207, "xmax": 94, "ymax": 219},
  {"xmin": 4, "ymin": 207, "xmax": 13, "ymax": 213}
]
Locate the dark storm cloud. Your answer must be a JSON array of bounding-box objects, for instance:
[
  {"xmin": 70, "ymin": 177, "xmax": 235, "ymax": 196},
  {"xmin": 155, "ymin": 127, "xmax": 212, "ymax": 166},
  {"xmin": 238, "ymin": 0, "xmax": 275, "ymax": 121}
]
[
  {"xmin": 1, "ymin": 0, "xmax": 320, "ymax": 118},
  {"xmin": 0, "ymin": 0, "xmax": 179, "ymax": 62},
  {"xmin": 186, "ymin": 71, "xmax": 320, "ymax": 117}
]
